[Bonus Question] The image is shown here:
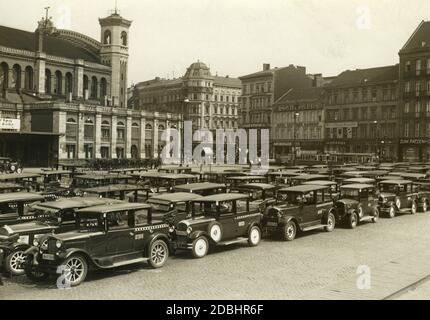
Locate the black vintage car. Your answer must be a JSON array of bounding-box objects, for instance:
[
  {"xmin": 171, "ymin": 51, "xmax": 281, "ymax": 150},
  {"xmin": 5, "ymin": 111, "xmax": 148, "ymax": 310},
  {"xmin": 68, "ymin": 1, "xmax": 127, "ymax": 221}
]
[
  {"xmin": 378, "ymin": 180, "xmax": 423, "ymax": 218},
  {"xmin": 231, "ymin": 183, "xmax": 279, "ymax": 213},
  {"xmin": 0, "ymin": 193, "xmax": 45, "ymax": 227},
  {"xmin": 25, "ymin": 202, "xmax": 171, "ymax": 287},
  {"xmin": 174, "ymin": 193, "xmax": 262, "ymax": 258},
  {"xmin": 333, "ymin": 184, "xmax": 379, "ymax": 228},
  {"xmin": 263, "ymin": 185, "xmax": 336, "ymax": 241},
  {"xmin": 0, "ymin": 157, "xmax": 22, "ymax": 174},
  {"xmin": 0, "ymin": 197, "xmax": 121, "ymax": 275}
]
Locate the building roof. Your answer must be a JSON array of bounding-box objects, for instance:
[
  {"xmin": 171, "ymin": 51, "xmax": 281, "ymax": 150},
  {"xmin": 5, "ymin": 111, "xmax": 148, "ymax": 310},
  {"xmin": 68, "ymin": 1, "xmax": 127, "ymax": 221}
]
[
  {"xmin": 401, "ymin": 21, "xmax": 430, "ymax": 53},
  {"xmin": 326, "ymin": 65, "xmax": 399, "ymax": 88},
  {"xmin": 213, "ymin": 76, "xmax": 241, "ymax": 88},
  {"xmin": 0, "ymin": 25, "xmax": 101, "ymax": 63},
  {"xmin": 274, "ymin": 87, "xmax": 324, "ymax": 105}
]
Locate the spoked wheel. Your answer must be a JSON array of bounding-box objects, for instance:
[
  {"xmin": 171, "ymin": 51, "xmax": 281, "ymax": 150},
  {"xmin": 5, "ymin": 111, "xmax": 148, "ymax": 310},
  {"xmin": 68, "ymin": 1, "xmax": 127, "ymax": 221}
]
[
  {"xmin": 411, "ymin": 202, "xmax": 417, "ymax": 215},
  {"xmin": 248, "ymin": 226, "xmax": 262, "ymax": 247},
  {"xmin": 422, "ymin": 201, "xmax": 428, "ymax": 213},
  {"xmin": 59, "ymin": 255, "xmax": 88, "ymax": 287},
  {"xmin": 324, "ymin": 213, "xmax": 336, "ymax": 232},
  {"xmin": 5, "ymin": 249, "xmax": 26, "ymax": 276},
  {"xmin": 191, "ymin": 236, "xmax": 209, "ymax": 259},
  {"xmin": 372, "ymin": 209, "xmax": 380, "ymax": 223},
  {"xmin": 348, "ymin": 212, "xmax": 358, "ymax": 229},
  {"xmin": 282, "ymin": 221, "xmax": 297, "ymax": 241},
  {"xmin": 148, "ymin": 240, "xmax": 169, "ymax": 268},
  {"xmin": 388, "ymin": 206, "xmax": 396, "ymax": 219}
]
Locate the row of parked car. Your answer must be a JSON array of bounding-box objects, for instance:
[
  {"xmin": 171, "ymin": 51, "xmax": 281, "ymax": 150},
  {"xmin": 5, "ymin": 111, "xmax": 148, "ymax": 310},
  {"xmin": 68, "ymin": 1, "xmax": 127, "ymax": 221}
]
[{"xmin": 1, "ymin": 162, "xmax": 430, "ymax": 287}]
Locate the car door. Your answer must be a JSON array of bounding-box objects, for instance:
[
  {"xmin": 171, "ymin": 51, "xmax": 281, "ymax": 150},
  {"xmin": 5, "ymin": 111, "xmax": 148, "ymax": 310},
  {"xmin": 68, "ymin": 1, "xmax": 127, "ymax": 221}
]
[
  {"xmin": 217, "ymin": 201, "xmax": 237, "ymax": 240},
  {"xmin": 315, "ymin": 189, "xmax": 333, "ymax": 222},
  {"xmin": 301, "ymin": 191, "xmax": 319, "ymax": 225},
  {"xmin": 105, "ymin": 211, "xmax": 135, "ymax": 255}
]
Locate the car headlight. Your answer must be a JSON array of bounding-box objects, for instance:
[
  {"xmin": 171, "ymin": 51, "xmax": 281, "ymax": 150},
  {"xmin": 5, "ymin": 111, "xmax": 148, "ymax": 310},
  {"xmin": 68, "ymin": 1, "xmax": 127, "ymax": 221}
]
[
  {"xmin": 169, "ymin": 227, "xmax": 175, "ymax": 233},
  {"xmin": 187, "ymin": 226, "xmax": 192, "ymax": 234},
  {"xmin": 33, "ymin": 239, "xmax": 39, "ymax": 246},
  {"xmin": 56, "ymin": 240, "xmax": 62, "ymax": 249},
  {"xmin": 41, "ymin": 240, "xmax": 48, "ymax": 250}
]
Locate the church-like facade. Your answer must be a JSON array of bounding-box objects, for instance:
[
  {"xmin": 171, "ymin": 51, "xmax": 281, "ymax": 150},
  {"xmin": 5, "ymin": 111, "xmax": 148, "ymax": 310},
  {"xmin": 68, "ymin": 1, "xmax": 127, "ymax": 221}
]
[{"xmin": 0, "ymin": 11, "xmax": 180, "ymax": 166}]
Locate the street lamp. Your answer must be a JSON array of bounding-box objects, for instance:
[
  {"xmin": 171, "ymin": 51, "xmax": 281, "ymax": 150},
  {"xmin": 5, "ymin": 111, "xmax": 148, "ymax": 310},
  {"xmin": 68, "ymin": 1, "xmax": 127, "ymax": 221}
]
[{"xmin": 293, "ymin": 112, "xmax": 300, "ymax": 166}]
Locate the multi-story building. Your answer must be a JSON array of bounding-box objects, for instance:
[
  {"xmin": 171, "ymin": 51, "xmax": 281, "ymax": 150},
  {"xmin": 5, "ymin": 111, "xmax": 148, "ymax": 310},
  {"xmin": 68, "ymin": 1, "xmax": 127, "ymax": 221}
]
[
  {"xmin": 130, "ymin": 61, "xmax": 241, "ymax": 131},
  {"xmin": 272, "ymin": 87, "xmax": 326, "ymax": 161},
  {"xmin": 324, "ymin": 66, "xmax": 399, "ymax": 160},
  {"xmin": 0, "ymin": 11, "xmax": 180, "ymax": 166},
  {"xmin": 399, "ymin": 20, "xmax": 430, "ymax": 161}
]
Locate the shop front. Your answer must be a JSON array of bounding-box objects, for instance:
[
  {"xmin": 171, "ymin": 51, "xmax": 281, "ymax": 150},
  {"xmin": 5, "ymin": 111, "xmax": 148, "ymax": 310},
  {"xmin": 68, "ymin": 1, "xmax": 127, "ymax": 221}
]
[{"xmin": 400, "ymin": 138, "xmax": 430, "ymax": 162}]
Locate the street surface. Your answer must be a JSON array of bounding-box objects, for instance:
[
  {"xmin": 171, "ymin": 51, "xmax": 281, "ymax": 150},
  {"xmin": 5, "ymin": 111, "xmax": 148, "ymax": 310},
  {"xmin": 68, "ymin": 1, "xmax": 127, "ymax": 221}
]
[{"xmin": 2, "ymin": 208, "xmax": 430, "ymax": 300}]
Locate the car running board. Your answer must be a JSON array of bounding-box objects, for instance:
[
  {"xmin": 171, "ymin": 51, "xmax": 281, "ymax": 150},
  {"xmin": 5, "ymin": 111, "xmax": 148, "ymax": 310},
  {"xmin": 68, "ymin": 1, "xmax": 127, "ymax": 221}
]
[
  {"xmin": 217, "ymin": 237, "xmax": 248, "ymax": 246},
  {"xmin": 359, "ymin": 216, "xmax": 375, "ymax": 222},
  {"xmin": 112, "ymin": 257, "xmax": 149, "ymax": 268},
  {"xmin": 302, "ymin": 224, "xmax": 326, "ymax": 232}
]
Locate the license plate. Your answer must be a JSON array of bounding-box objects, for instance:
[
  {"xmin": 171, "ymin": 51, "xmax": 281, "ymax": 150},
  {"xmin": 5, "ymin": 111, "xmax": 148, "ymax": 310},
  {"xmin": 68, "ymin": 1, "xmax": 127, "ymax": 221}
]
[
  {"xmin": 42, "ymin": 254, "xmax": 55, "ymax": 261},
  {"xmin": 267, "ymin": 222, "xmax": 278, "ymax": 227}
]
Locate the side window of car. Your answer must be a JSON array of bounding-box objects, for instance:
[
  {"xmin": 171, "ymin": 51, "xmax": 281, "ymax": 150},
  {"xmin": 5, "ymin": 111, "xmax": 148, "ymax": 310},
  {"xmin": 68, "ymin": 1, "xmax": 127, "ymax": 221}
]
[
  {"xmin": 316, "ymin": 190, "xmax": 324, "ymax": 204},
  {"xmin": 62, "ymin": 210, "xmax": 76, "ymax": 222},
  {"xmin": 0, "ymin": 202, "xmax": 16, "ymax": 215},
  {"xmin": 134, "ymin": 209, "xmax": 148, "ymax": 226},
  {"xmin": 107, "ymin": 211, "xmax": 129, "ymax": 229},
  {"xmin": 219, "ymin": 201, "xmax": 233, "ymax": 215},
  {"xmin": 303, "ymin": 191, "xmax": 316, "ymax": 205}
]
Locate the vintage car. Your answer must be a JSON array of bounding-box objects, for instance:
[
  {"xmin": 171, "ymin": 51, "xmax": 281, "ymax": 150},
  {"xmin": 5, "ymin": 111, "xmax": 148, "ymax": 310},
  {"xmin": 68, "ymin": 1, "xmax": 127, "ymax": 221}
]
[
  {"xmin": 0, "ymin": 192, "xmax": 45, "ymax": 227},
  {"xmin": 0, "ymin": 173, "xmax": 41, "ymax": 191},
  {"xmin": 174, "ymin": 193, "xmax": 262, "ymax": 258},
  {"xmin": 82, "ymin": 184, "xmax": 147, "ymax": 202},
  {"xmin": 158, "ymin": 166, "xmax": 193, "ymax": 174},
  {"xmin": 267, "ymin": 170, "xmax": 302, "ymax": 184},
  {"xmin": 24, "ymin": 202, "xmax": 171, "ymax": 286},
  {"xmin": 342, "ymin": 177, "xmax": 376, "ymax": 186},
  {"xmin": 226, "ymin": 176, "xmax": 267, "ymax": 190},
  {"xmin": 0, "ymin": 183, "xmax": 26, "ymax": 194},
  {"xmin": 333, "ymin": 184, "xmax": 379, "ymax": 228},
  {"xmin": 378, "ymin": 180, "xmax": 424, "ymax": 218},
  {"xmin": 231, "ymin": 183, "xmax": 279, "ymax": 212},
  {"xmin": 0, "ymin": 157, "xmax": 22, "ymax": 174},
  {"xmin": 289, "ymin": 174, "xmax": 331, "ymax": 187},
  {"xmin": 302, "ymin": 180, "xmax": 340, "ymax": 200},
  {"xmin": 174, "ymin": 182, "xmax": 227, "ymax": 196},
  {"xmin": 71, "ymin": 173, "xmax": 133, "ymax": 190},
  {"xmin": 0, "ymin": 197, "xmax": 120, "ymax": 275},
  {"xmin": 156, "ymin": 174, "xmax": 199, "ymax": 193},
  {"xmin": 262, "ymin": 185, "xmax": 335, "ymax": 241}
]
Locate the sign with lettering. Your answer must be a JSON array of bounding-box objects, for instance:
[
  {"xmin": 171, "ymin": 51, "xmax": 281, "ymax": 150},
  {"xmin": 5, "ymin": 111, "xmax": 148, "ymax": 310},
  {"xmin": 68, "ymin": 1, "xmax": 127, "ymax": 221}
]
[
  {"xmin": 0, "ymin": 118, "xmax": 20, "ymax": 130},
  {"xmin": 400, "ymin": 138, "xmax": 430, "ymax": 145}
]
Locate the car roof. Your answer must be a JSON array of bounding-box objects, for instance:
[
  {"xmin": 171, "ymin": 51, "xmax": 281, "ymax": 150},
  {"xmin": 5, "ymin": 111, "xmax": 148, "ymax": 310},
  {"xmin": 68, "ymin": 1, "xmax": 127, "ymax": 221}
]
[
  {"xmin": 175, "ymin": 182, "xmax": 226, "ymax": 191},
  {"xmin": 39, "ymin": 170, "xmax": 72, "ymax": 176},
  {"xmin": 268, "ymin": 170, "xmax": 301, "ymax": 176},
  {"xmin": 227, "ymin": 175, "xmax": 266, "ymax": 180},
  {"xmin": 75, "ymin": 174, "xmax": 132, "ymax": 180},
  {"xmin": 279, "ymin": 185, "xmax": 329, "ymax": 193},
  {"xmin": 0, "ymin": 182, "xmax": 24, "ymax": 190},
  {"xmin": 237, "ymin": 183, "xmax": 277, "ymax": 190},
  {"xmin": 379, "ymin": 180, "xmax": 413, "ymax": 185},
  {"xmin": 77, "ymin": 202, "xmax": 151, "ymax": 214},
  {"xmin": 291, "ymin": 174, "xmax": 330, "ymax": 180},
  {"xmin": 340, "ymin": 183, "xmax": 375, "ymax": 190},
  {"xmin": 398, "ymin": 173, "xmax": 427, "ymax": 178},
  {"xmin": 148, "ymin": 192, "xmax": 203, "ymax": 203},
  {"xmin": 82, "ymin": 184, "xmax": 146, "ymax": 193},
  {"xmin": 197, "ymin": 193, "xmax": 249, "ymax": 202},
  {"xmin": 0, "ymin": 192, "xmax": 44, "ymax": 202},
  {"xmin": 34, "ymin": 197, "xmax": 122, "ymax": 210},
  {"xmin": 302, "ymin": 180, "xmax": 337, "ymax": 186},
  {"xmin": 343, "ymin": 178, "xmax": 376, "ymax": 183},
  {"xmin": 158, "ymin": 174, "xmax": 197, "ymax": 180},
  {"xmin": 0, "ymin": 173, "xmax": 41, "ymax": 180}
]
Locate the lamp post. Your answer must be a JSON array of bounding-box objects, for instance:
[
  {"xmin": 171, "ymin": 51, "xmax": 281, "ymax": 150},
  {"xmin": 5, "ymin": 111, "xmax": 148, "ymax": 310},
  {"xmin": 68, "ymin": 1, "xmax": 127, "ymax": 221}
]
[{"xmin": 293, "ymin": 112, "xmax": 300, "ymax": 166}]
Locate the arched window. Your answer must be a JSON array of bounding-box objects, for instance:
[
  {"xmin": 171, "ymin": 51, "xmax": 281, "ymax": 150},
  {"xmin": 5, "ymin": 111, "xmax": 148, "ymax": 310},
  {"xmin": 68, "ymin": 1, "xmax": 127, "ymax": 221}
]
[
  {"xmin": 101, "ymin": 120, "xmax": 110, "ymax": 139},
  {"xmin": 65, "ymin": 72, "xmax": 73, "ymax": 94},
  {"xmin": 102, "ymin": 120, "xmax": 110, "ymax": 126},
  {"xmin": 145, "ymin": 124, "xmax": 152, "ymax": 130},
  {"xmin": 45, "ymin": 69, "xmax": 52, "ymax": 94},
  {"xmin": 132, "ymin": 122, "xmax": 139, "ymax": 127},
  {"xmin": 104, "ymin": 30, "xmax": 111, "ymax": 44},
  {"xmin": 0, "ymin": 62, "xmax": 8, "ymax": 90},
  {"xmin": 12, "ymin": 65, "xmax": 21, "ymax": 90},
  {"xmin": 100, "ymin": 78, "xmax": 107, "ymax": 97},
  {"xmin": 121, "ymin": 31, "xmax": 128, "ymax": 46},
  {"xmin": 66, "ymin": 118, "xmax": 77, "ymax": 123},
  {"xmin": 131, "ymin": 145, "xmax": 138, "ymax": 159},
  {"xmin": 158, "ymin": 125, "xmax": 165, "ymax": 131},
  {"xmin": 117, "ymin": 121, "xmax": 125, "ymax": 140},
  {"xmin": 90, "ymin": 76, "xmax": 98, "ymax": 99},
  {"xmin": 54, "ymin": 71, "xmax": 62, "ymax": 95},
  {"xmin": 24, "ymin": 66, "xmax": 33, "ymax": 90},
  {"xmin": 83, "ymin": 75, "xmax": 89, "ymax": 98},
  {"xmin": 117, "ymin": 121, "xmax": 125, "ymax": 127}
]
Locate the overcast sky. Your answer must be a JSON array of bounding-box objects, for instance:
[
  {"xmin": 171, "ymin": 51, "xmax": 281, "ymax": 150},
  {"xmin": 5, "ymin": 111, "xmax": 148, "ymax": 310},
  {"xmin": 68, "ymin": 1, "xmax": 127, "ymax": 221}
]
[{"xmin": 1, "ymin": 0, "xmax": 429, "ymax": 85}]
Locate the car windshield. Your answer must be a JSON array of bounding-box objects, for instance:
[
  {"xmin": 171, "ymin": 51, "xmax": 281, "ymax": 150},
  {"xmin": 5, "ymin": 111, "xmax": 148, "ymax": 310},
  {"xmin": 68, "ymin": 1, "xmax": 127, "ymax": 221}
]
[
  {"xmin": 277, "ymin": 192, "xmax": 305, "ymax": 205},
  {"xmin": 148, "ymin": 201, "xmax": 172, "ymax": 213},
  {"xmin": 340, "ymin": 188, "xmax": 360, "ymax": 199},
  {"xmin": 379, "ymin": 184, "xmax": 400, "ymax": 193},
  {"xmin": 35, "ymin": 208, "xmax": 60, "ymax": 224}
]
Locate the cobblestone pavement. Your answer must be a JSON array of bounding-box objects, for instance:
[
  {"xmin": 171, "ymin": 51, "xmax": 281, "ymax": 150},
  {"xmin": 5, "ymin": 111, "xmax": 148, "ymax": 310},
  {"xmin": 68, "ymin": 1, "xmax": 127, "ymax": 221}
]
[{"xmin": 2, "ymin": 210, "xmax": 430, "ymax": 300}]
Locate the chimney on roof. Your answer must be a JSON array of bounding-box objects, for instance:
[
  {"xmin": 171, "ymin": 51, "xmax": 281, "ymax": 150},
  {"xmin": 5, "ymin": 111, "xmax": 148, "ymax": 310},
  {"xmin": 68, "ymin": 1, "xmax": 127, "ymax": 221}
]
[{"xmin": 263, "ymin": 63, "xmax": 271, "ymax": 71}]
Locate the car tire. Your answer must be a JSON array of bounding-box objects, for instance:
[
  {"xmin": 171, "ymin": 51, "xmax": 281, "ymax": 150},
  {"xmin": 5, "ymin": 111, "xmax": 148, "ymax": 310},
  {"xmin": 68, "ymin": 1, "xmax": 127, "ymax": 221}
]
[
  {"xmin": 208, "ymin": 222, "xmax": 223, "ymax": 243},
  {"xmin": 348, "ymin": 212, "xmax": 358, "ymax": 229},
  {"xmin": 58, "ymin": 254, "xmax": 88, "ymax": 287},
  {"xmin": 411, "ymin": 201, "xmax": 417, "ymax": 215},
  {"xmin": 372, "ymin": 208, "xmax": 380, "ymax": 223},
  {"xmin": 5, "ymin": 249, "xmax": 26, "ymax": 276},
  {"xmin": 324, "ymin": 213, "xmax": 336, "ymax": 232},
  {"xmin": 191, "ymin": 236, "xmax": 209, "ymax": 259},
  {"xmin": 16, "ymin": 168, "xmax": 22, "ymax": 174},
  {"xmin": 395, "ymin": 198, "xmax": 401, "ymax": 210},
  {"xmin": 388, "ymin": 206, "xmax": 396, "ymax": 219},
  {"xmin": 148, "ymin": 239, "xmax": 169, "ymax": 269},
  {"xmin": 24, "ymin": 264, "xmax": 49, "ymax": 283},
  {"xmin": 248, "ymin": 226, "xmax": 262, "ymax": 247},
  {"xmin": 281, "ymin": 221, "xmax": 297, "ymax": 241}
]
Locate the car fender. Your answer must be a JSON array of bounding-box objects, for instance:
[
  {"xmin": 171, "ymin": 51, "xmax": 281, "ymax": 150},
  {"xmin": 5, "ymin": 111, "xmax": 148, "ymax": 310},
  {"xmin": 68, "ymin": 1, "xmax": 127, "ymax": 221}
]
[
  {"xmin": 0, "ymin": 242, "xmax": 30, "ymax": 256},
  {"xmin": 62, "ymin": 248, "xmax": 95, "ymax": 267},
  {"xmin": 246, "ymin": 221, "xmax": 262, "ymax": 234},
  {"xmin": 147, "ymin": 233, "xmax": 171, "ymax": 253},
  {"xmin": 280, "ymin": 216, "xmax": 299, "ymax": 228},
  {"xmin": 189, "ymin": 230, "xmax": 209, "ymax": 242}
]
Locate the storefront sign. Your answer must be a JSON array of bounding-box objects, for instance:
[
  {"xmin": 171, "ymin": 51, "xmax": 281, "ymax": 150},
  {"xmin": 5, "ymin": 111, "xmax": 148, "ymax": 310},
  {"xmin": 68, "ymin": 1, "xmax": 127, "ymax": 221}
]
[
  {"xmin": 400, "ymin": 138, "xmax": 430, "ymax": 145},
  {"xmin": 325, "ymin": 122, "xmax": 358, "ymax": 129},
  {"xmin": 0, "ymin": 118, "xmax": 20, "ymax": 131}
]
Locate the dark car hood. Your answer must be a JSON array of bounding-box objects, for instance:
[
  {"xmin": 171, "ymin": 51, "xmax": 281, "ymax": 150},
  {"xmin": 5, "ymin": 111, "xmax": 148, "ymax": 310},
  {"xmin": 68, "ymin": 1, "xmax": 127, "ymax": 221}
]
[
  {"xmin": 337, "ymin": 199, "xmax": 359, "ymax": 206},
  {"xmin": 1, "ymin": 222, "xmax": 56, "ymax": 236},
  {"xmin": 380, "ymin": 192, "xmax": 396, "ymax": 199}
]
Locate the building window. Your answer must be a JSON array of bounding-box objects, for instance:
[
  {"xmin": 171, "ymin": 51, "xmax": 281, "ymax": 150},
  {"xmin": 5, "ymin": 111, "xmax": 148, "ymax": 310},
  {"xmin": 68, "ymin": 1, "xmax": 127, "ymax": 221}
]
[
  {"xmin": 12, "ymin": 64, "xmax": 21, "ymax": 90},
  {"xmin": 104, "ymin": 30, "xmax": 111, "ymax": 44},
  {"xmin": 416, "ymin": 60, "xmax": 422, "ymax": 75},
  {"xmin": 405, "ymin": 61, "xmax": 411, "ymax": 72},
  {"xmin": 117, "ymin": 121, "xmax": 125, "ymax": 140},
  {"xmin": 101, "ymin": 120, "xmax": 110, "ymax": 139},
  {"xmin": 404, "ymin": 123, "xmax": 410, "ymax": 137},
  {"xmin": 45, "ymin": 69, "xmax": 51, "ymax": 94},
  {"xmin": 404, "ymin": 102, "xmax": 410, "ymax": 113},
  {"xmin": 100, "ymin": 147, "xmax": 110, "ymax": 159},
  {"xmin": 91, "ymin": 77, "xmax": 98, "ymax": 99},
  {"xmin": 415, "ymin": 123, "xmax": 421, "ymax": 137},
  {"xmin": 116, "ymin": 147, "xmax": 125, "ymax": 159},
  {"xmin": 54, "ymin": 71, "xmax": 62, "ymax": 95},
  {"xmin": 84, "ymin": 144, "xmax": 93, "ymax": 159},
  {"xmin": 405, "ymin": 82, "xmax": 410, "ymax": 93},
  {"xmin": 65, "ymin": 73, "xmax": 73, "ymax": 94},
  {"xmin": 84, "ymin": 119, "xmax": 94, "ymax": 139},
  {"xmin": 66, "ymin": 144, "xmax": 76, "ymax": 159},
  {"xmin": 24, "ymin": 66, "xmax": 33, "ymax": 91},
  {"xmin": 66, "ymin": 118, "xmax": 77, "ymax": 139},
  {"xmin": 121, "ymin": 31, "xmax": 128, "ymax": 46}
]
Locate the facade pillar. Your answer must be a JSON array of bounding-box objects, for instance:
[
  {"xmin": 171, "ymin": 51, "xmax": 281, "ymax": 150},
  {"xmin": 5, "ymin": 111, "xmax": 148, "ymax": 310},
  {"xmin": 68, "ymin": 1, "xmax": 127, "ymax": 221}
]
[
  {"xmin": 55, "ymin": 110, "xmax": 68, "ymax": 160},
  {"xmin": 77, "ymin": 111, "xmax": 85, "ymax": 159},
  {"xmin": 140, "ymin": 115, "xmax": 146, "ymax": 159},
  {"xmin": 153, "ymin": 115, "xmax": 159, "ymax": 158},
  {"xmin": 111, "ymin": 115, "xmax": 117, "ymax": 159},
  {"xmin": 126, "ymin": 114, "xmax": 132, "ymax": 159},
  {"xmin": 35, "ymin": 52, "xmax": 46, "ymax": 94},
  {"xmin": 74, "ymin": 59, "xmax": 84, "ymax": 99},
  {"xmin": 95, "ymin": 114, "xmax": 102, "ymax": 158}
]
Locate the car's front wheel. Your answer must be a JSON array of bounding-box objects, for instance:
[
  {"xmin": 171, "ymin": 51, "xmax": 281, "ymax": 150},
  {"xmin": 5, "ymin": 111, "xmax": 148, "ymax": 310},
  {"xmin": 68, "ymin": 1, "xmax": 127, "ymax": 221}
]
[
  {"xmin": 5, "ymin": 249, "xmax": 26, "ymax": 276},
  {"xmin": 248, "ymin": 226, "xmax": 262, "ymax": 247},
  {"xmin": 422, "ymin": 200, "xmax": 428, "ymax": 213},
  {"xmin": 281, "ymin": 221, "xmax": 297, "ymax": 241},
  {"xmin": 58, "ymin": 254, "xmax": 88, "ymax": 287},
  {"xmin": 148, "ymin": 239, "xmax": 169, "ymax": 269},
  {"xmin": 372, "ymin": 208, "xmax": 380, "ymax": 223},
  {"xmin": 388, "ymin": 206, "xmax": 396, "ymax": 219},
  {"xmin": 191, "ymin": 236, "xmax": 209, "ymax": 259},
  {"xmin": 324, "ymin": 213, "xmax": 336, "ymax": 232},
  {"xmin": 411, "ymin": 201, "xmax": 417, "ymax": 215},
  {"xmin": 347, "ymin": 212, "xmax": 358, "ymax": 229}
]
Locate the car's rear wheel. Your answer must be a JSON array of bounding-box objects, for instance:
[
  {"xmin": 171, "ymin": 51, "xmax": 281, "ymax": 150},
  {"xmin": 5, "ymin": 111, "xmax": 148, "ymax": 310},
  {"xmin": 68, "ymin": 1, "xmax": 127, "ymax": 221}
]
[
  {"xmin": 148, "ymin": 239, "xmax": 169, "ymax": 269},
  {"xmin": 248, "ymin": 226, "xmax": 261, "ymax": 247},
  {"xmin": 348, "ymin": 212, "xmax": 358, "ymax": 229},
  {"xmin": 281, "ymin": 221, "xmax": 297, "ymax": 241},
  {"xmin": 388, "ymin": 206, "xmax": 396, "ymax": 219},
  {"xmin": 372, "ymin": 208, "xmax": 380, "ymax": 223},
  {"xmin": 422, "ymin": 200, "xmax": 428, "ymax": 213},
  {"xmin": 411, "ymin": 201, "xmax": 417, "ymax": 215},
  {"xmin": 324, "ymin": 213, "xmax": 336, "ymax": 232},
  {"xmin": 5, "ymin": 249, "xmax": 26, "ymax": 276},
  {"xmin": 191, "ymin": 236, "xmax": 209, "ymax": 259},
  {"xmin": 59, "ymin": 254, "xmax": 88, "ymax": 287}
]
